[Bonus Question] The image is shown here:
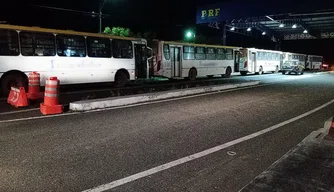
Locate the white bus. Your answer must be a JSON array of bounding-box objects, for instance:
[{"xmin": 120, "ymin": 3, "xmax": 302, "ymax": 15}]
[
  {"xmin": 239, "ymin": 48, "xmax": 282, "ymax": 75},
  {"xmin": 0, "ymin": 24, "xmax": 152, "ymax": 95},
  {"xmin": 307, "ymin": 55, "xmax": 323, "ymax": 70},
  {"xmin": 150, "ymin": 40, "xmax": 241, "ymax": 80},
  {"xmin": 282, "ymin": 52, "xmax": 306, "ymax": 69}
]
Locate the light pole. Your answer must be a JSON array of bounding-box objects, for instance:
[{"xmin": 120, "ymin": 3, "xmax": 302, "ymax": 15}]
[{"xmin": 99, "ymin": 0, "xmax": 105, "ymax": 33}]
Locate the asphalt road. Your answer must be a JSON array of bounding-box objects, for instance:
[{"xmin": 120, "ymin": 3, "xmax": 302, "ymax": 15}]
[{"xmin": 0, "ymin": 72, "xmax": 334, "ymax": 192}]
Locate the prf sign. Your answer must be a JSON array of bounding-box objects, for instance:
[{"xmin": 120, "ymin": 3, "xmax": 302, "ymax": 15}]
[{"xmin": 201, "ymin": 8, "xmax": 220, "ymax": 19}]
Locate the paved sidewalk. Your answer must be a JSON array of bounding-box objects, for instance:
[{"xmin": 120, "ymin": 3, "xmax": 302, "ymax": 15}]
[{"xmin": 240, "ymin": 117, "xmax": 334, "ymax": 192}]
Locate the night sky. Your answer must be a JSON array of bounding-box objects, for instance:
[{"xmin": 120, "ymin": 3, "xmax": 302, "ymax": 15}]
[{"xmin": 1, "ymin": 0, "xmax": 334, "ymax": 62}]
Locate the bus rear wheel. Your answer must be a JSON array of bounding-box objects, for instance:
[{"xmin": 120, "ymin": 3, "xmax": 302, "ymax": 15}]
[
  {"xmin": 223, "ymin": 67, "xmax": 232, "ymax": 78},
  {"xmin": 114, "ymin": 71, "xmax": 128, "ymax": 88},
  {"xmin": 240, "ymin": 71, "xmax": 247, "ymax": 76},
  {"xmin": 1, "ymin": 72, "xmax": 28, "ymax": 96}
]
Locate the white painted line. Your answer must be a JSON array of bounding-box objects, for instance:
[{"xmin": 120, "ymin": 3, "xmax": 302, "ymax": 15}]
[
  {"xmin": 0, "ymin": 84, "xmax": 265, "ymax": 124},
  {"xmin": 82, "ymin": 98, "xmax": 334, "ymax": 192},
  {"xmin": 0, "ymin": 108, "xmax": 39, "ymax": 116}
]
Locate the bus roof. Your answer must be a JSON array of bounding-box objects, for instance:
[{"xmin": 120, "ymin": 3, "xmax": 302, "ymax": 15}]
[
  {"xmin": 0, "ymin": 24, "xmax": 145, "ymax": 41},
  {"xmin": 157, "ymin": 40, "xmax": 239, "ymax": 49},
  {"xmin": 242, "ymin": 48, "xmax": 282, "ymax": 53}
]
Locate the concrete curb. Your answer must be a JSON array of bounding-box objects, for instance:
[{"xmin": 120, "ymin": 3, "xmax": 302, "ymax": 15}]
[{"xmin": 69, "ymin": 81, "xmax": 260, "ymax": 112}]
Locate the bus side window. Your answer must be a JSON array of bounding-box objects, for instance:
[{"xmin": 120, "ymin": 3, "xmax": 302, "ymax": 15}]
[
  {"xmin": 183, "ymin": 46, "xmax": 195, "ymax": 60},
  {"xmin": 226, "ymin": 48, "xmax": 233, "ymax": 60},
  {"xmin": 87, "ymin": 37, "xmax": 111, "ymax": 58},
  {"xmin": 56, "ymin": 35, "xmax": 86, "ymax": 57},
  {"xmin": 195, "ymin": 47, "xmax": 205, "ymax": 60},
  {"xmin": 205, "ymin": 47, "xmax": 216, "ymax": 60},
  {"xmin": 112, "ymin": 39, "xmax": 133, "ymax": 59},
  {"xmin": 216, "ymin": 48, "xmax": 225, "ymax": 60},
  {"xmin": 0, "ymin": 29, "xmax": 19, "ymax": 56},
  {"xmin": 163, "ymin": 44, "xmax": 170, "ymax": 60},
  {"xmin": 20, "ymin": 31, "xmax": 55, "ymax": 56}
]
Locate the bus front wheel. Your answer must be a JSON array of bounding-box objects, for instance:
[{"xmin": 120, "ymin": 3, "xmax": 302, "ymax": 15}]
[
  {"xmin": 188, "ymin": 68, "xmax": 197, "ymax": 81},
  {"xmin": 1, "ymin": 72, "xmax": 28, "ymax": 96}
]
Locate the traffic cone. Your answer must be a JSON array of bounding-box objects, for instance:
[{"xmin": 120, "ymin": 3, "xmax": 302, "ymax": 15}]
[
  {"xmin": 7, "ymin": 87, "xmax": 28, "ymax": 107},
  {"xmin": 40, "ymin": 77, "xmax": 63, "ymax": 115},
  {"xmin": 27, "ymin": 72, "xmax": 44, "ymax": 100}
]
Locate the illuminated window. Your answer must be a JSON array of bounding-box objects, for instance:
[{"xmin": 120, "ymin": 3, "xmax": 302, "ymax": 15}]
[
  {"xmin": 56, "ymin": 35, "xmax": 86, "ymax": 57},
  {"xmin": 87, "ymin": 37, "xmax": 111, "ymax": 58}
]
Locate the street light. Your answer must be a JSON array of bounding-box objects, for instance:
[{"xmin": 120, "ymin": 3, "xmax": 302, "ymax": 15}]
[
  {"xmin": 185, "ymin": 30, "xmax": 195, "ymax": 41},
  {"xmin": 247, "ymin": 27, "xmax": 251, "ymax": 32}
]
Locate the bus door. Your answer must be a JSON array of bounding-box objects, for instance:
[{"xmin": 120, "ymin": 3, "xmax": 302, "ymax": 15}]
[
  {"xmin": 134, "ymin": 44, "xmax": 148, "ymax": 79},
  {"xmin": 251, "ymin": 52, "xmax": 257, "ymax": 72},
  {"xmin": 234, "ymin": 51, "xmax": 240, "ymax": 72},
  {"xmin": 170, "ymin": 46, "xmax": 181, "ymax": 77}
]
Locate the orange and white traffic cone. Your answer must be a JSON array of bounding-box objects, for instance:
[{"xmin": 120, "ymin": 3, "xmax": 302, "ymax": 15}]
[
  {"xmin": 27, "ymin": 72, "xmax": 43, "ymax": 100},
  {"xmin": 7, "ymin": 87, "xmax": 29, "ymax": 108},
  {"xmin": 40, "ymin": 77, "xmax": 63, "ymax": 115}
]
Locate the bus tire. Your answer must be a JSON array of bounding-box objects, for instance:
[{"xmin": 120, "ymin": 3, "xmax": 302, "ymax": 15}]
[
  {"xmin": 223, "ymin": 67, "xmax": 232, "ymax": 78},
  {"xmin": 240, "ymin": 71, "xmax": 247, "ymax": 76},
  {"xmin": 114, "ymin": 71, "xmax": 128, "ymax": 88},
  {"xmin": 272, "ymin": 66, "xmax": 279, "ymax": 73},
  {"xmin": 257, "ymin": 66, "xmax": 263, "ymax": 75},
  {"xmin": 188, "ymin": 68, "xmax": 197, "ymax": 81},
  {"xmin": 282, "ymin": 71, "xmax": 286, "ymax": 75},
  {"xmin": 0, "ymin": 72, "xmax": 28, "ymax": 96},
  {"xmin": 207, "ymin": 75, "xmax": 214, "ymax": 78}
]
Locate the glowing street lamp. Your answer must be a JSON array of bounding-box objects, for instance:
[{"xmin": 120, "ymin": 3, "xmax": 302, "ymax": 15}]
[
  {"xmin": 247, "ymin": 27, "xmax": 251, "ymax": 32},
  {"xmin": 292, "ymin": 24, "xmax": 297, "ymax": 28},
  {"xmin": 230, "ymin": 27, "xmax": 235, "ymax": 31},
  {"xmin": 303, "ymin": 29, "xmax": 308, "ymax": 34},
  {"xmin": 262, "ymin": 31, "xmax": 266, "ymax": 35},
  {"xmin": 185, "ymin": 30, "xmax": 195, "ymax": 40}
]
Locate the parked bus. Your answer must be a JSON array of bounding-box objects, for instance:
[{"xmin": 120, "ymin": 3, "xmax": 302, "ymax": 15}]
[
  {"xmin": 0, "ymin": 24, "xmax": 152, "ymax": 95},
  {"xmin": 150, "ymin": 40, "xmax": 241, "ymax": 80},
  {"xmin": 282, "ymin": 52, "xmax": 306, "ymax": 70},
  {"xmin": 307, "ymin": 55, "xmax": 323, "ymax": 70},
  {"xmin": 239, "ymin": 48, "xmax": 282, "ymax": 75}
]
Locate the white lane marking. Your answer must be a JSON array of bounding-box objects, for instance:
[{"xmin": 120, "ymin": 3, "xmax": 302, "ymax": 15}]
[
  {"xmin": 0, "ymin": 84, "xmax": 265, "ymax": 124},
  {"xmin": 0, "ymin": 108, "xmax": 39, "ymax": 116},
  {"xmin": 82, "ymin": 98, "xmax": 334, "ymax": 192}
]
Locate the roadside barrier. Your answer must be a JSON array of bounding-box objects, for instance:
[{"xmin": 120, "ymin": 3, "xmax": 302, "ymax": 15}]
[
  {"xmin": 27, "ymin": 72, "xmax": 44, "ymax": 100},
  {"xmin": 7, "ymin": 87, "xmax": 28, "ymax": 107},
  {"xmin": 40, "ymin": 77, "xmax": 63, "ymax": 115}
]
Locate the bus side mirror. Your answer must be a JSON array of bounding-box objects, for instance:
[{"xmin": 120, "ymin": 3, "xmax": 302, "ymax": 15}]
[{"xmin": 147, "ymin": 47, "xmax": 153, "ymax": 60}]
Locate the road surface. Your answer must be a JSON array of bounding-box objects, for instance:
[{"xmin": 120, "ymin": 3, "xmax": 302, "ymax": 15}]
[{"xmin": 0, "ymin": 72, "xmax": 333, "ymax": 191}]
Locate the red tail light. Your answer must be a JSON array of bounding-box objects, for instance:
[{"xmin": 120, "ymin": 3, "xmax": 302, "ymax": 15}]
[{"xmin": 244, "ymin": 61, "xmax": 248, "ymax": 68}]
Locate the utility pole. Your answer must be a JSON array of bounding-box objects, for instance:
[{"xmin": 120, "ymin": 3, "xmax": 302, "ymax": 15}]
[{"xmin": 99, "ymin": 0, "xmax": 105, "ymax": 33}]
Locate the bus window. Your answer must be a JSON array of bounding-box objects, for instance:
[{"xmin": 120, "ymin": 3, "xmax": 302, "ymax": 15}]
[
  {"xmin": 56, "ymin": 35, "xmax": 86, "ymax": 57},
  {"xmin": 206, "ymin": 47, "xmax": 216, "ymax": 60},
  {"xmin": 216, "ymin": 48, "xmax": 225, "ymax": 60},
  {"xmin": 183, "ymin": 46, "xmax": 195, "ymax": 60},
  {"xmin": 112, "ymin": 39, "xmax": 133, "ymax": 59},
  {"xmin": 0, "ymin": 29, "xmax": 19, "ymax": 56},
  {"xmin": 87, "ymin": 37, "xmax": 111, "ymax": 58},
  {"xmin": 226, "ymin": 48, "xmax": 233, "ymax": 60},
  {"xmin": 20, "ymin": 32, "xmax": 55, "ymax": 56},
  {"xmin": 163, "ymin": 44, "xmax": 170, "ymax": 60},
  {"xmin": 195, "ymin": 47, "xmax": 205, "ymax": 60}
]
